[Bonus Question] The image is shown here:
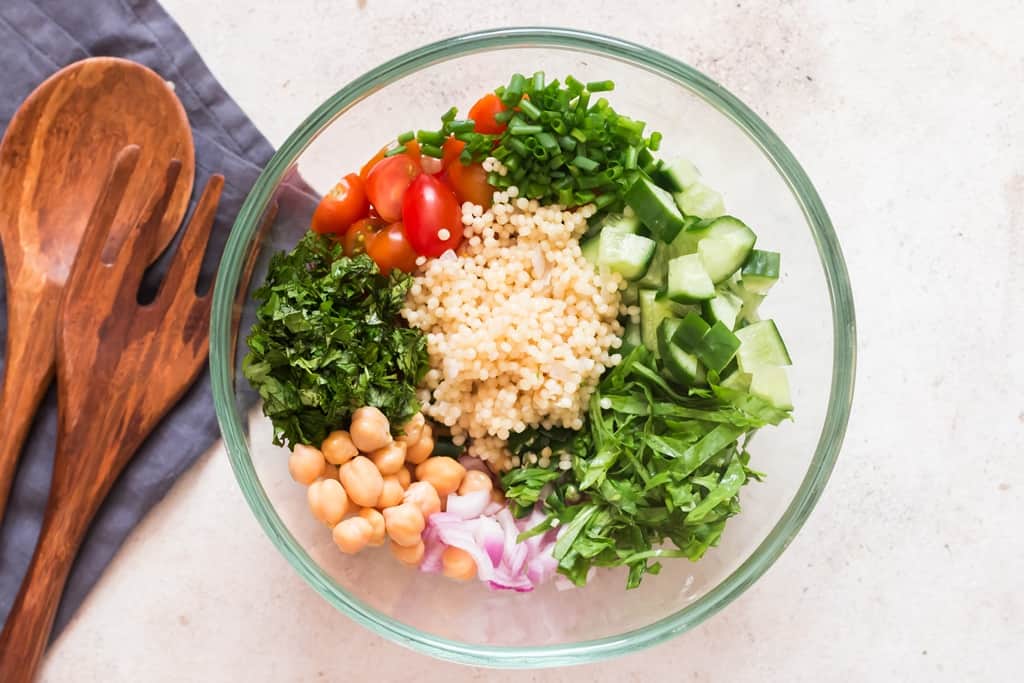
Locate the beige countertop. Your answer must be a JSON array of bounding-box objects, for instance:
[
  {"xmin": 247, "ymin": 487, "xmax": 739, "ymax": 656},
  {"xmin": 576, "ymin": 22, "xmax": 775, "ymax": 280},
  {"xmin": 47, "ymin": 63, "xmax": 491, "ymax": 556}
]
[{"xmin": 39, "ymin": 1, "xmax": 1023, "ymax": 680}]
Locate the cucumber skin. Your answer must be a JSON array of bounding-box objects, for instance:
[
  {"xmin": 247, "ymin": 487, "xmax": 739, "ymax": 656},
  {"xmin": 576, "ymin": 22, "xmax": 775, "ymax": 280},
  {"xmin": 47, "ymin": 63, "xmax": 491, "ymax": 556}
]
[{"xmin": 625, "ymin": 178, "xmax": 687, "ymax": 242}]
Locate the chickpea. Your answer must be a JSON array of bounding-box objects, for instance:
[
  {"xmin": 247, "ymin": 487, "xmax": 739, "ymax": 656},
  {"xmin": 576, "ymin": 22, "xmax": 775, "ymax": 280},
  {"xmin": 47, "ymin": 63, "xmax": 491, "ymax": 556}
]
[
  {"xmin": 458, "ymin": 470, "xmax": 493, "ymax": 496},
  {"xmin": 403, "ymin": 481, "xmax": 441, "ymax": 518},
  {"xmin": 371, "ymin": 441, "xmax": 406, "ymax": 475},
  {"xmin": 358, "ymin": 508, "xmax": 387, "ymax": 546},
  {"xmin": 376, "ymin": 475, "xmax": 405, "ymax": 508},
  {"xmin": 396, "ymin": 413, "xmax": 425, "ymax": 445},
  {"xmin": 415, "ymin": 456, "xmax": 466, "ymax": 498},
  {"xmin": 321, "ymin": 430, "xmax": 358, "ymax": 466},
  {"xmin": 390, "ymin": 540, "xmax": 425, "ymax": 565},
  {"xmin": 383, "ymin": 502, "xmax": 425, "ymax": 547},
  {"xmin": 349, "ymin": 406, "xmax": 392, "ymax": 452},
  {"xmin": 307, "ymin": 478, "xmax": 348, "ymax": 526},
  {"xmin": 396, "ymin": 466, "xmax": 412, "ymax": 488},
  {"xmin": 405, "ymin": 424, "xmax": 434, "ymax": 465},
  {"xmin": 338, "ymin": 456, "xmax": 384, "ymax": 507},
  {"xmin": 322, "ymin": 463, "xmax": 340, "ymax": 481},
  {"xmin": 441, "ymin": 546, "xmax": 477, "ymax": 581},
  {"xmin": 332, "ymin": 517, "xmax": 372, "ymax": 554},
  {"xmin": 490, "ymin": 488, "xmax": 506, "ymax": 506},
  {"xmin": 288, "ymin": 444, "xmax": 325, "ymax": 485}
]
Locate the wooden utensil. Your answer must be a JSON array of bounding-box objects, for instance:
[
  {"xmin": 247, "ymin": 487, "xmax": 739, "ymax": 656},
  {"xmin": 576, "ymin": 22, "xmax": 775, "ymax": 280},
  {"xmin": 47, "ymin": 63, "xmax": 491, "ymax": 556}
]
[
  {"xmin": 0, "ymin": 147, "xmax": 219, "ymax": 681},
  {"xmin": 0, "ymin": 57, "xmax": 195, "ymax": 522}
]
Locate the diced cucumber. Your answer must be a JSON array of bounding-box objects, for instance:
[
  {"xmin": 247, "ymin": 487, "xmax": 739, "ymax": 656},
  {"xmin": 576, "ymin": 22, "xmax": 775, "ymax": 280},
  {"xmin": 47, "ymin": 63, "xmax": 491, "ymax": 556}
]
[
  {"xmin": 671, "ymin": 311, "xmax": 710, "ymax": 350},
  {"xmin": 735, "ymin": 319, "xmax": 792, "ymax": 371},
  {"xmin": 624, "ymin": 177, "xmax": 687, "ymax": 242},
  {"xmin": 621, "ymin": 320, "xmax": 643, "ymax": 353},
  {"xmin": 726, "ymin": 275, "xmax": 766, "ymax": 323},
  {"xmin": 674, "ymin": 182, "xmax": 725, "ymax": 219},
  {"xmin": 719, "ymin": 370, "xmax": 752, "ymax": 392},
  {"xmin": 702, "ymin": 289, "xmax": 742, "ymax": 330},
  {"xmin": 665, "ymin": 254, "xmax": 714, "ymax": 303},
  {"xmin": 601, "ymin": 213, "xmax": 641, "ymax": 234},
  {"xmin": 621, "ymin": 284, "xmax": 640, "ymax": 306},
  {"xmin": 667, "ymin": 217, "xmax": 707, "ymax": 257},
  {"xmin": 749, "ymin": 365, "xmax": 793, "ymax": 410},
  {"xmin": 634, "ymin": 244, "xmax": 668, "ymax": 289},
  {"xmin": 651, "ymin": 158, "xmax": 701, "ymax": 193},
  {"xmin": 580, "ymin": 235, "xmax": 600, "ymax": 266},
  {"xmin": 639, "ymin": 289, "xmax": 678, "ymax": 355},
  {"xmin": 741, "ymin": 249, "xmax": 781, "ymax": 294},
  {"xmin": 695, "ymin": 217, "xmax": 757, "ymax": 283},
  {"xmin": 654, "ymin": 289, "xmax": 700, "ymax": 318},
  {"xmin": 658, "ymin": 318, "xmax": 703, "ymax": 386},
  {"xmin": 695, "ymin": 321, "xmax": 741, "ymax": 373},
  {"xmin": 598, "ymin": 230, "xmax": 657, "ymax": 281}
]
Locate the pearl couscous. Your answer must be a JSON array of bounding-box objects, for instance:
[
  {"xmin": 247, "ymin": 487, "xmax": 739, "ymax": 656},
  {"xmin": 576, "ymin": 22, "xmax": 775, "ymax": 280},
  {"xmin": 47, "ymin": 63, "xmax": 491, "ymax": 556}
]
[{"xmin": 401, "ymin": 181, "xmax": 624, "ymax": 468}]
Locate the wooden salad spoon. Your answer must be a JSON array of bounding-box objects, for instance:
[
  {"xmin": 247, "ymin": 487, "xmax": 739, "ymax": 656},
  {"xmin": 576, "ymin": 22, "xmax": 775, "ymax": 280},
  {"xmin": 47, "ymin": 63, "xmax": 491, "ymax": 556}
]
[
  {"xmin": 0, "ymin": 148, "xmax": 220, "ymax": 682},
  {"xmin": 0, "ymin": 57, "xmax": 194, "ymax": 522}
]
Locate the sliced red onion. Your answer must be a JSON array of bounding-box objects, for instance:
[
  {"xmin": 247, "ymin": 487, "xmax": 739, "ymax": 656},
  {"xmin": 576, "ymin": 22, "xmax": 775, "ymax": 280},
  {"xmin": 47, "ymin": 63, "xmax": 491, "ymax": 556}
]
[
  {"xmin": 473, "ymin": 516, "xmax": 505, "ymax": 567},
  {"xmin": 420, "ymin": 525, "xmax": 445, "ymax": 573},
  {"xmin": 436, "ymin": 525, "xmax": 495, "ymax": 581},
  {"xmin": 458, "ymin": 454, "xmax": 491, "ymax": 474},
  {"xmin": 526, "ymin": 548, "xmax": 558, "ymax": 585},
  {"xmin": 444, "ymin": 490, "xmax": 490, "ymax": 520}
]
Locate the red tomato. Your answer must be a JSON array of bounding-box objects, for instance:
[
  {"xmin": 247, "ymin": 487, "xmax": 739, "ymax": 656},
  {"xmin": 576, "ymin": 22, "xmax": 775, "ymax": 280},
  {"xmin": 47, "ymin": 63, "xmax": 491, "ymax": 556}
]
[
  {"xmin": 360, "ymin": 146, "xmax": 388, "ymax": 180},
  {"xmin": 343, "ymin": 217, "xmax": 383, "ymax": 256},
  {"xmin": 446, "ymin": 160, "xmax": 493, "ymax": 208},
  {"xmin": 402, "ymin": 175, "xmax": 463, "ymax": 257},
  {"xmin": 441, "ymin": 136, "xmax": 465, "ymax": 167},
  {"xmin": 366, "ymin": 222, "xmax": 419, "ymax": 276},
  {"xmin": 468, "ymin": 93, "xmax": 507, "ymax": 135},
  {"xmin": 365, "ymin": 155, "xmax": 421, "ymax": 223},
  {"xmin": 311, "ymin": 174, "xmax": 369, "ymax": 235}
]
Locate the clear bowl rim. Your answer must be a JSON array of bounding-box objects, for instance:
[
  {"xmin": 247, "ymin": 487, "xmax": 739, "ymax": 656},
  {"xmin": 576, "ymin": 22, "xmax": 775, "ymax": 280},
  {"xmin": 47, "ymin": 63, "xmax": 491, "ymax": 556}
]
[{"xmin": 210, "ymin": 26, "xmax": 857, "ymax": 668}]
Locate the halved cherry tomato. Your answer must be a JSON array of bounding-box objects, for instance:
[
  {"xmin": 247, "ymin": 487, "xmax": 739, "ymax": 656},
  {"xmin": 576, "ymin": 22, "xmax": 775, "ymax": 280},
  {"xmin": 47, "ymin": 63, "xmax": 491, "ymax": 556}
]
[
  {"xmin": 360, "ymin": 146, "xmax": 388, "ymax": 180},
  {"xmin": 343, "ymin": 216, "xmax": 383, "ymax": 256},
  {"xmin": 468, "ymin": 93, "xmax": 507, "ymax": 135},
  {"xmin": 311, "ymin": 173, "xmax": 369, "ymax": 235},
  {"xmin": 446, "ymin": 159, "xmax": 493, "ymax": 208},
  {"xmin": 402, "ymin": 175, "xmax": 462, "ymax": 257},
  {"xmin": 366, "ymin": 221, "xmax": 419, "ymax": 275},
  {"xmin": 441, "ymin": 136, "xmax": 465, "ymax": 167},
  {"xmin": 365, "ymin": 154, "xmax": 421, "ymax": 223}
]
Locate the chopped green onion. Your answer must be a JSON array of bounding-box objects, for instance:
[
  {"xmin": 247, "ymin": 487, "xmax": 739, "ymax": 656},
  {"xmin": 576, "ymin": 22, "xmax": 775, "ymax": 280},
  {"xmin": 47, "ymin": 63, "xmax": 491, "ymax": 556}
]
[
  {"xmin": 532, "ymin": 71, "xmax": 545, "ymax": 91},
  {"xmin": 491, "ymin": 144, "xmax": 510, "ymax": 160},
  {"xmin": 570, "ymin": 128, "xmax": 587, "ymax": 143},
  {"xmin": 623, "ymin": 146, "xmax": 639, "ymax": 170},
  {"xmin": 416, "ymin": 130, "xmax": 444, "ymax": 146},
  {"xmin": 509, "ymin": 123, "xmax": 543, "ymax": 136},
  {"xmin": 558, "ymin": 187, "xmax": 574, "ymax": 206},
  {"xmin": 586, "ymin": 79, "xmax": 615, "ymax": 92},
  {"xmin": 446, "ymin": 119, "xmax": 475, "ymax": 134},
  {"xmin": 594, "ymin": 192, "xmax": 617, "ymax": 209},
  {"xmin": 648, "ymin": 131, "xmax": 663, "ymax": 151},
  {"xmin": 550, "ymin": 118, "xmax": 568, "ymax": 135},
  {"xmin": 508, "ymin": 138, "xmax": 530, "ymax": 156},
  {"xmin": 519, "ymin": 98, "xmax": 542, "ymax": 120},
  {"xmin": 536, "ymin": 132, "xmax": 559, "ymax": 150},
  {"xmin": 565, "ymin": 75, "xmax": 585, "ymax": 94},
  {"xmin": 440, "ymin": 106, "xmax": 458, "ymax": 123},
  {"xmin": 494, "ymin": 109, "xmax": 516, "ymax": 123},
  {"xmin": 397, "ymin": 130, "xmax": 415, "ymax": 144},
  {"xmin": 558, "ymin": 135, "xmax": 577, "ymax": 151},
  {"xmin": 385, "ymin": 145, "xmax": 408, "ymax": 157},
  {"xmin": 575, "ymin": 190, "xmax": 596, "ymax": 203},
  {"xmin": 420, "ymin": 143, "xmax": 443, "ymax": 158},
  {"xmin": 571, "ymin": 154, "xmax": 600, "ymax": 172},
  {"xmin": 459, "ymin": 149, "xmax": 473, "ymax": 164}
]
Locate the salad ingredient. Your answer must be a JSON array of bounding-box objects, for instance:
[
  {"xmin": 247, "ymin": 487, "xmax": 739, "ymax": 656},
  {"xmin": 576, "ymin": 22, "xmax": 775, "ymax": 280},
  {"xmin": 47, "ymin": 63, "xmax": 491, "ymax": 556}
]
[
  {"xmin": 365, "ymin": 221, "xmax": 419, "ymax": 275},
  {"xmin": 391, "ymin": 540, "xmax": 425, "ymax": 565},
  {"xmin": 504, "ymin": 345, "xmax": 789, "ymax": 588},
  {"xmin": 366, "ymin": 154, "xmax": 421, "ymax": 222},
  {"xmin": 401, "ymin": 188, "xmax": 623, "ymax": 468},
  {"xmin": 397, "ymin": 467, "xmax": 412, "ymax": 488},
  {"xmin": 384, "ymin": 502, "xmax": 426, "ymax": 547},
  {"xmin": 458, "ymin": 470, "xmax": 493, "ymax": 495},
  {"xmin": 370, "ymin": 442, "xmax": 407, "ymax": 475},
  {"xmin": 467, "ymin": 92, "xmax": 508, "ymax": 134},
  {"xmin": 360, "ymin": 145, "xmax": 388, "ymax": 180},
  {"xmin": 244, "ymin": 236, "xmax": 428, "ymax": 448},
  {"xmin": 405, "ymin": 423, "xmax": 434, "ymax": 464},
  {"xmin": 442, "ymin": 547, "xmax": 477, "ymax": 580},
  {"xmin": 307, "ymin": 478, "xmax": 349, "ymax": 526},
  {"xmin": 444, "ymin": 156, "xmax": 492, "ymax": 208},
  {"xmin": 376, "ymin": 475, "xmax": 406, "ymax": 508},
  {"xmin": 333, "ymin": 516, "xmax": 373, "ymax": 554},
  {"xmin": 321, "ymin": 430, "xmax": 358, "ymax": 466},
  {"xmin": 397, "ymin": 412, "xmax": 425, "ymax": 445},
  {"xmin": 350, "ymin": 406, "xmax": 394, "ymax": 453},
  {"xmin": 342, "ymin": 217, "xmax": 382, "ymax": 256},
  {"xmin": 402, "ymin": 175, "xmax": 463, "ymax": 256},
  {"xmin": 311, "ymin": 173, "xmax": 369, "ymax": 235},
  {"xmin": 288, "ymin": 444, "xmax": 326, "ymax": 485},
  {"xmin": 339, "ymin": 456, "xmax": 384, "ymax": 507},
  {"xmin": 359, "ymin": 508, "xmax": 387, "ymax": 546},
  {"xmin": 624, "ymin": 178, "xmax": 687, "ymax": 242},
  {"xmin": 734, "ymin": 320, "xmax": 792, "ymax": 371},
  {"xmin": 740, "ymin": 249, "xmax": 780, "ymax": 294},
  {"xmin": 414, "ymin": 456, "xmax": 467, "ymax": 497},
  {"xmin": 404, "ymin": 481, "xmax": 441, "ymax": 518}
]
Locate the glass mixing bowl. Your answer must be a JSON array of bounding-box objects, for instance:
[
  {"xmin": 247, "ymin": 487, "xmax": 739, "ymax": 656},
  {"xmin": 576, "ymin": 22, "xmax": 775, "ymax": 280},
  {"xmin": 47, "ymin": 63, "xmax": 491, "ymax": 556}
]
[{"xmin": 210, "ymin": 27, "xmax": 856, "ymax": 668}]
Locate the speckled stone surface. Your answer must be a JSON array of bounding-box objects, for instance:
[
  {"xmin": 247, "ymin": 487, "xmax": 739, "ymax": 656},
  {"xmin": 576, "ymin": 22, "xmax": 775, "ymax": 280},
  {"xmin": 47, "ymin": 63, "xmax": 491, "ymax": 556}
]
[{"xmin": 39, "ymin": 1, "xmax": 1023, "ymax": 680}]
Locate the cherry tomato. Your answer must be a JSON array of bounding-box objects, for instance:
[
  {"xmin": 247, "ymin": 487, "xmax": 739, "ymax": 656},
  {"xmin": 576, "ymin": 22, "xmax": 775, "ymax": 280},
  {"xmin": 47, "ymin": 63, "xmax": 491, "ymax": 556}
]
[
  {"xmin": 343, "ymin": 217, "xmax": 383, "ymax": 256},
  {"xmin": 402, "ymin": 175, "xmax": 463, "ymax": 257},
  {"xmin": 446, "ymin": 160, "xmax": 492, "ymax": 208},
  {"xmin": 366, "ymin": 221, "xmax": 419, "ymax": 275},
  {"xmin": 360, "ymin": 146, "xmax": 388, "ymax": 180},
  {"xmin": 365, "ymin": 155, "xmax": 421, "ymax": 223},
  {"xmin": 311, "ymin": 174, "xmax": 369, "ymax": 235},
  {"xmin": 441, "ymin": 137, "xmax": 465, "ymax": 167},
  {"xmin": 468, "ymin": 93, "xmax": 507, "ymax": 135}
]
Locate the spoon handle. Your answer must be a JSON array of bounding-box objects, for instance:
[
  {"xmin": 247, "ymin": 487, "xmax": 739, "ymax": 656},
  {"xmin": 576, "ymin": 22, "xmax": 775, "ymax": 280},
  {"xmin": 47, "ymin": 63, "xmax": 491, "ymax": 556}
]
[{"xmin": 0, "ymin": 284, "xmax": 60, "ymax": 524}]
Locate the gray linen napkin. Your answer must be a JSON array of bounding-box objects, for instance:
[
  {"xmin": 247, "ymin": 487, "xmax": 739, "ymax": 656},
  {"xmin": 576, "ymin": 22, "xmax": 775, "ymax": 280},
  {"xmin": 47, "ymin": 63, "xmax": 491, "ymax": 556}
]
[{"xmin": 0, "ymin": 0, "xmax": 277, "ymax": 636}]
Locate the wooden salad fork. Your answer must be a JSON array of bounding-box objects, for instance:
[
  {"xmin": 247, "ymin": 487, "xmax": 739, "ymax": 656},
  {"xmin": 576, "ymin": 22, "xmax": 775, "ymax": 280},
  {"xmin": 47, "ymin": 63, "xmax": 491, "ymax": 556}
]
[{"xmin": 0, "ymin": 146, "xmax": 222, "ymax": 682}]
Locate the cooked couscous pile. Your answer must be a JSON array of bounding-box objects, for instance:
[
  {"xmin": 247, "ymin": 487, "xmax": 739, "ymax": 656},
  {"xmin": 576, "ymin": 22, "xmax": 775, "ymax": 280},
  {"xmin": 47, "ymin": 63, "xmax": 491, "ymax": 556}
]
[{"xmin": 402, "ymin": 167, "xmax": 624, "ymax": 469}]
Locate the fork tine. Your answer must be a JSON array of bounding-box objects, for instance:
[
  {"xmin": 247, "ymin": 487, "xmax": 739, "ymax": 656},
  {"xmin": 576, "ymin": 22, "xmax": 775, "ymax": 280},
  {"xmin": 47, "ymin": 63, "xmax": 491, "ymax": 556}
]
[
  {"xmin": 73, "ymin": 146, "xmax": 140, "ymax": 272},
  {"xmin": 113, "ymin": 160, "xmax": 183, "ymax": 290},
  {"xmin": 155, "ymin": 174, "xmax": 223, "ymax": 308}
]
